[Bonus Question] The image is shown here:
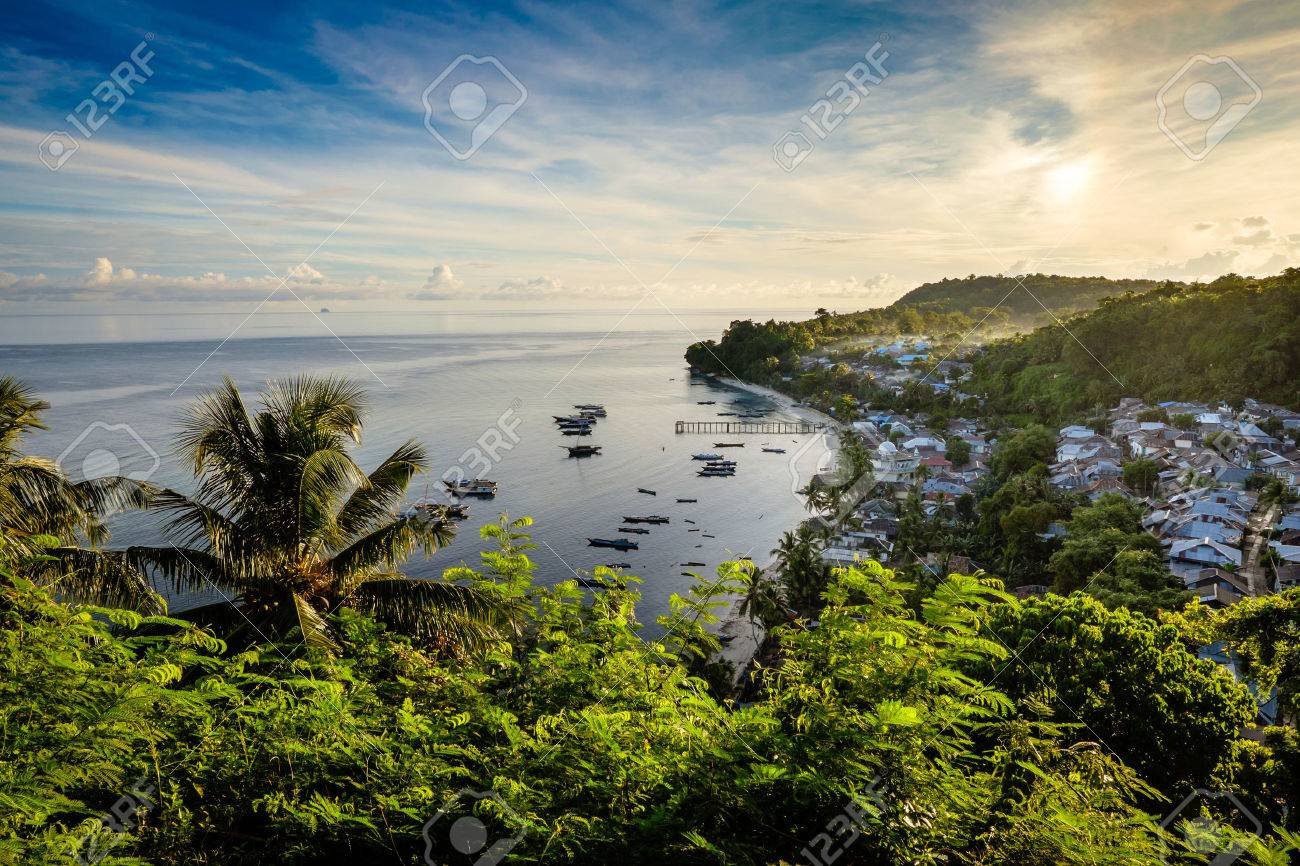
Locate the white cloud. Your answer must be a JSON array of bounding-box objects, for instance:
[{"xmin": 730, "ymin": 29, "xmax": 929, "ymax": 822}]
[
  {"xmin": 286, "ymin": 263, "xmax": 325, "ymax": 283},
  {"xmin": 407, "ymin": 263, "xmax": 465, "ymax": 300},
  {"xmin": 486, "ymin": 275, "xmax": 566, "ymax": 300}
]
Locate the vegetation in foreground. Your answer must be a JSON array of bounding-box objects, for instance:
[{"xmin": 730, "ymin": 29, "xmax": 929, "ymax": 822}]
[{"xmin": 1, "ymin": 374, "xmax": 1299, "ymax": 864}]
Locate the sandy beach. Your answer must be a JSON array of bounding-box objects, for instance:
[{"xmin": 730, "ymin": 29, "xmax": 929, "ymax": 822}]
[{"xmin": 709, "ymin": 376, "xmax": 840, "ymax": 687}]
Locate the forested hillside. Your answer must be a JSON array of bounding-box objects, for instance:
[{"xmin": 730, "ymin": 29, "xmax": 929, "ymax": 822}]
[
  {"xmin": 894, "ymin": 273, "xmax": 1168, "ymax": 325},
  {"xmin": 686, "ymin": 273, "xmax": 1174, "ymax": 383},
  {"xmin": 970, "ymin": 270, "xmax": 1300, "ymax": 425}
]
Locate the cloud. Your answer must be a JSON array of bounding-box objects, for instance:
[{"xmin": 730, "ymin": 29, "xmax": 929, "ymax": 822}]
[
  {"xmin": 286, "ymin": 263, "xmax": 325, "ymax": 283},
  {"xmin": 1192, "ymin": 221, "xmax": 1216, "ymax": 231},
  {"xmin": 0, "ymin": 258, "xmax": 378, "ymax": 304},
  {"xmin": 1231, "ymin": 228, "xmax": 1274, "ymax": 246},
  {"xmin": 1240, "ymin": 215, "xmax": 1270, "ymax": 228},
  {"xmin": 1145, "ymin": 250, "xmax": 1239, "ymax": 281},
  {"xmin": 407, "ymin": 264, "xmax": 464, "ymax": 300},
  {"xmin": 486, "ymin": 275, "xmax": 567, "ymax": 300}
]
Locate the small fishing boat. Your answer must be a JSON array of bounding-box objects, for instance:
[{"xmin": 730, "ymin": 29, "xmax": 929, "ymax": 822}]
[
  {"xmin": 688, "ymin": 528, "xmax": 700, "ymax": 532},
  {"xmin": 618, "ymin": 526, "xmax": 651, "ymax": 534},
  {"xmin": 713, "ymin": 442, "xmax": 744, "ymax": 448},
  {"xmin": 697, "ymin": 400, "xmax": 716, "ymax": 405},
  {"xmin": 702, "ymin": 533, "xmax": 716, "ymax": 538},
  {"xmin": 717, "ymin": 411, "xmax": 737, "ymax": 416},
  {"xmin": 681, "ymin": 561, "xmax": 706, "ymax": 567},
  {"xmin": 637, "ymin": 488, "xmax": 656, "ymax": 495},
  {"xmin": 588, "ymin": 537, "xmax": 639, "ymax": 550},
  {"xmin": 561, "ymin": 427, "xmax": 593, "ymax": 436},
  {"xmin": 692, "ymin": 453, "xmax": 722, "ymax": 461},
  {"xmin": 676, "ymin": 498, "xmax": 697, "ymax": 503},
  {"xmin": 705, "ymin": 459, "xmax": 737, "ymax": 466},
  {"xmin": 762, "ymin": 447, "xmax": 786, "ymax": 453},
  {"xmin": 562, "ymin": 444, "xmax": 602, "ymax": 457},
  {"xmin": 622, "ymin": 515, "xmax": 669, "ymax": 524},
  {"xmin": 574, "ymin": 404, "xmax": 605, "ymax": 411},
  {"xmin": 555, "ymin": 414, "xmax": 593, "ymax": 423},
  {"xmin": 576, "ymin": 576, "xmax": 624, "ymax": 590},
  {"xmin": 443, "ymin": 479, "xmax": 498, "ymax": 498},
  {"xmin": 698, "ymin": 470, "xmax": 735, "ymax": 477},
  {"xmin": 684, "ymin": 519, "xmax": 696, "ymax": 524},
  {"xmin": 604, "ymin": 562, "xmax": 631, "ymax": 569}
]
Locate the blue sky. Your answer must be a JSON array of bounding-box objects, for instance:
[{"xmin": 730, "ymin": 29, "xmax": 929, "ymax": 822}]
[{"xmin": 1, "ymin": 0, "xmax": 1298, "ymax": 311}]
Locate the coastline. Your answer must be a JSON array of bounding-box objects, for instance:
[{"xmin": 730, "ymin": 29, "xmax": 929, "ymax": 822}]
[
  {"xmin": 714, "ymin": 376, "xmax": 840, "ymax": 431},
  {"xmin": 708, "ymin": 375, "xmax": 841, "ymax": 687}
]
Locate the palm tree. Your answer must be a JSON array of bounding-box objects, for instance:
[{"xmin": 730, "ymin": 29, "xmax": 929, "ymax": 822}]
[
  {"xmin": 1259, "ymin": 477, "xmax": 1299, "ymax": 509},
  {"xmin": 58, "ymin": 376, "xmax": 517, "ymax": 654},
  {"xmin": 772, "ymin": 524, "xmax": 829, "ymax": 615},
  {"xmin": 0, "ymin": 377, "xmax": 148, "ymax": 566},
  {"xmin": 737, "ymin": 564, "xmax": 787, "ymax": 632}
]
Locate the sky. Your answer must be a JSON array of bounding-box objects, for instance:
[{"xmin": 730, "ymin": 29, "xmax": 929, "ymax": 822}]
[{"xmin": 1, "ymin": 0, "xmax": 1299, "ymax": 314}]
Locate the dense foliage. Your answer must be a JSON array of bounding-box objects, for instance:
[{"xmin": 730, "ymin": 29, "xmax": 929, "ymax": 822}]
[
  {"xmin": 970, "ymin": 270, "xmax": 1300, "ymax": 425},
  {"xmin": 3, "ymin": 374, "xmax": 1300, "ymax": 864},
  {"xmin": 893, "ymin": 273, "xmax": 1167, "ymax": 324},
  {"xmin": 3, "ymin": 531, "xmax": 1246, "ymax": 866}
]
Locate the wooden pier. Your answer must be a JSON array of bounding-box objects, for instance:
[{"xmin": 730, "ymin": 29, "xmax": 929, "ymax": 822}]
[{"xmin": 675, "ymin": 420, "xmax": 822, "ymax": 434}]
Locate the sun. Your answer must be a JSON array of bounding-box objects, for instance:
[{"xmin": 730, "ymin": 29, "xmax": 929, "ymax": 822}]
[{"xmin": 1046, "ymin": 159, "xmax": 1092, "ymax": 203}]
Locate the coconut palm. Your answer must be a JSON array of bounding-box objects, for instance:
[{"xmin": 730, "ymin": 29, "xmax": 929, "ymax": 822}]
[
  {"xmin": 771, "ymin": 524, "xmax": 829, "ymax": 615},
  {"xmin": 737, "ymin": 565, "xmax": 787, "ymax": 632},
  {"xmin": 56, "ymin": 375, "xmax": 518, "ymax": 654},
  {"xmin": 0, "ymin": 376, "xmax": 149, "ymax": 565}
]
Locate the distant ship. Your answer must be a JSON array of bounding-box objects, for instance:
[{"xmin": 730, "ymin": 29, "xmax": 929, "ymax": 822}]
[{"xmin": 319, "ymin": 307, "xmax": 330, "ymax": 313}]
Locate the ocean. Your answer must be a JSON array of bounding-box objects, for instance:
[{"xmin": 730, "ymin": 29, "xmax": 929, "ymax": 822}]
[{"xmin": 3, "ymin": 309, "xmax": 831, "ymax": 624}]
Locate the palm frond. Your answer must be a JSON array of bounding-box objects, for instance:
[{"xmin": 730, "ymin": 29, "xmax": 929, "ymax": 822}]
[
  {"xmin": 73, "ymin": 475, "xmax": 155, "ymax": 516},
  {"xmin": 335, "ymin": 439, "xmax": 427, "ymax": 538},
  {"xmin": 0, "ymin": 376, "xmax": 49, "ymax": 454},
  {"xmin": 263, "ymin": 375, "xmax": 366, "ymax": 444},
  {"xmin": 35, "ymin": 548, "xmax": 166, "ymax": 614},
  {"xmin": 349, "ymin": 576, "xmax": 519, "ymax": 654},
  {"xmin": 117, "ymin": 545, "xmax": 239, "ymax": 596},
  {"xmin": 292, "ymin": 592, "xmax": 341, "ymax": 654},
  {"xmin": 147, "ymin": 486, "xmax": 239, "ymax": 551},
  {"xmin": 327, "ymin": 513, "xmax": 456, "ymax": 579},
  {"xmin": 297, "ymin": 448, "xmax": 368, "ymax": 551},
  {"xmin": 176, "ymin": 375, "xmax": 261, "ymax": 489}
]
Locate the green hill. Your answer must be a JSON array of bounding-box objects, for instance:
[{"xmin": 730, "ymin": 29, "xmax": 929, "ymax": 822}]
[
  {"xmin": 970, "ymin": 269, "xmax": 1300, "ymax": 424},
  {"xmin": 685, "ymin": 273, "xmax": 1174, "ymax": 383},
  {"xmin": 890, "ymin": 273, "xmax": 1169, "ymax": 327}
]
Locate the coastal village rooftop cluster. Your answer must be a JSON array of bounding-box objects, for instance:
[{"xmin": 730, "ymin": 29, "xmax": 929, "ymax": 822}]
[{"xmin": 793, "ymin": 336, "xmax": 1300, "ymax": 604}]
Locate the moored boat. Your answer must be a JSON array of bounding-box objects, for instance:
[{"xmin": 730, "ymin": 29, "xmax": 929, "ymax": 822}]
[
  {"xmin": 562, "ymin": 444, "xmax": 602, "ymax": 457},
  {"xmin": 443, "ymin": 479, "xmax": 498, "ymax": 497},
  {"xmin": 637, "ymin": 487, "xmax": 656, "ymax": 495},
  {"xmin": 713, "ymin": 442, "xmax": 744, "ymax": 447},
  {"xmin": 617, "ymin": 526, "xmax": 651, "ymax": 534},
  {"xmin": 762, "ymin": 447, "xmax": 786, "ymax": 453},
  {"xmin": 622, "ymin": 515, "xmax": 669, "ymax": 524},
  {"xmin": 587, "ymin": 537, "xmax": 639, "ymax": 550},
  {"xmin": 692, "ymin": 453, "xmax": 722, "ymax": 461}
]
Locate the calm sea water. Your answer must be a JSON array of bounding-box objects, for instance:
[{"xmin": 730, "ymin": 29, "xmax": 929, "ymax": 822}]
[{"xmin": 3, "ymin": 309, "xmax": 827, "ymax": 624}]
